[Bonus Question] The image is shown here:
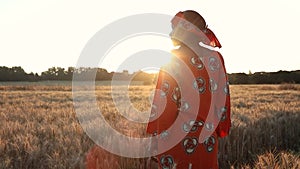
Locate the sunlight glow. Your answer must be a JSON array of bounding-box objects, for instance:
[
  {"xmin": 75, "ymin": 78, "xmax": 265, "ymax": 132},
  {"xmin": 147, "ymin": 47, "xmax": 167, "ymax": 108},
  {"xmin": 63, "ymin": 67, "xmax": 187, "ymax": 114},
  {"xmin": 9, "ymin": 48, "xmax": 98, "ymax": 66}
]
[{"xmin": 99, "ymin": 34, "xmax": 174, "ymax": 73}]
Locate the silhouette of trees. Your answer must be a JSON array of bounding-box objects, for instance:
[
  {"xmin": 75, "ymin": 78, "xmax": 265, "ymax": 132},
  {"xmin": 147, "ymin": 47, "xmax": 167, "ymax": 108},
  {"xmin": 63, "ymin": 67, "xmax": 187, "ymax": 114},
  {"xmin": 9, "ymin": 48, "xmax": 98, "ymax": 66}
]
[
  {"xmin": 96, "ymin": 68, "xmax": 113, "ymax": 81},
  {"xmin": 0, "ymin": 66, "xmax": 38, "ymax": 81},
  {"xmin": 0, "ymin": 66, "xmax": 299, "ymax": 84},
  {"xmin": 228, "ymin": 70, "xmax": 300, "ymax": 84},
  {"xmin": 40, "ymin": 67, "xmax": 71, "ymax": 80},
  {"xmin": 228, "ymin": 73, "xmax": 249, "ymax": 84}
]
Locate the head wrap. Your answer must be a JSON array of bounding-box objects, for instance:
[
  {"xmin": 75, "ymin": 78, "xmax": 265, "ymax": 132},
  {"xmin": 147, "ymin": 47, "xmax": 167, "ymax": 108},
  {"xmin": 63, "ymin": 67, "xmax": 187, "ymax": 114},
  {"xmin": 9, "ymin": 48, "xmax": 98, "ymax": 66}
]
[{"xmin": 171, "ymin": 11, "xmax": 222, "ymax": 48}]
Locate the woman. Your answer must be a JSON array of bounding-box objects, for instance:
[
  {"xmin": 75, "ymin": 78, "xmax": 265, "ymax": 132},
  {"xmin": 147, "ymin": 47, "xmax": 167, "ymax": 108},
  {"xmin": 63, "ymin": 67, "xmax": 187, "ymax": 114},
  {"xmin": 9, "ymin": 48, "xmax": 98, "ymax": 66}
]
[{"xmin": 147, "ymin": 10, "xmax": 231, "ymax": 169}]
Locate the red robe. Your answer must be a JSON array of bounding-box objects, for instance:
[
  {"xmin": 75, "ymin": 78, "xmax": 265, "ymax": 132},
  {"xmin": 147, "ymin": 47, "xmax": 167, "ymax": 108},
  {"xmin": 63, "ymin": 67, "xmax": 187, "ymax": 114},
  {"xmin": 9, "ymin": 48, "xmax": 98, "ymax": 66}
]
[{"xmin": 146, "ymin": 44, "xmax": 231, "ymax": 169}]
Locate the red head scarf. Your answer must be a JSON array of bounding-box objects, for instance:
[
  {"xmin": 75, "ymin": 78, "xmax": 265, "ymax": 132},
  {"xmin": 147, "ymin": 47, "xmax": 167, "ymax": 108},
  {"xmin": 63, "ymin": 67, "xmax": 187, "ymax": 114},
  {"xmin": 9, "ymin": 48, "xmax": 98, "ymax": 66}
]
[{"xmin": 171, "ymin": 11, "xmax": 222, "ymax": 48}]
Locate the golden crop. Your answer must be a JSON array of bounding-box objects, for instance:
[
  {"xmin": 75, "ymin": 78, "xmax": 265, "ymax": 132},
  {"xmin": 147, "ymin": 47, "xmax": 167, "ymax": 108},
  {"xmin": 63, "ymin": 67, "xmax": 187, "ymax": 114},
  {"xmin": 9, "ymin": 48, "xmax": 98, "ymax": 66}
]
[{"xmin": 0, "ymin": 84, "xmax": 299, "ymax": 169}]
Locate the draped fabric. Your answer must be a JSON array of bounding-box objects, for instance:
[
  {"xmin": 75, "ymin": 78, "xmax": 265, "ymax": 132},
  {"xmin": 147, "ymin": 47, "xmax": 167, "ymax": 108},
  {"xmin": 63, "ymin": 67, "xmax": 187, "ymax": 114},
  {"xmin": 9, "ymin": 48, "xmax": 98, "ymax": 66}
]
[{"xmin": 146, "ymin": 42, "xmax": 230, "ymax": 168}]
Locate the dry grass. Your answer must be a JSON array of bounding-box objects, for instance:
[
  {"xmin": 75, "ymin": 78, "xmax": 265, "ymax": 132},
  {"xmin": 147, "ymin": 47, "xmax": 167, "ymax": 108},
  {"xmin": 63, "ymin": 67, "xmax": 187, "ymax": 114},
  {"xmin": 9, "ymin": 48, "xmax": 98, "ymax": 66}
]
[
  {"xmin": 0, "ymin": 84, "xmax": 299, "ymax": 168},
  {"xmin": 231, "ymin": 150, "xmax": 300, "ymax": 169},
  {"xmin": 278, "ymin": 83, "xmax": 300, "ymax": 91}
]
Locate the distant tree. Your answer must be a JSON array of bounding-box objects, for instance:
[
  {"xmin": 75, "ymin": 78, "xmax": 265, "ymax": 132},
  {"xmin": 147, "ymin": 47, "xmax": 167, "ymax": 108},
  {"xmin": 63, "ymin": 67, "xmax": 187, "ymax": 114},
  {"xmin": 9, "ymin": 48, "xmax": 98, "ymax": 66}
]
[
  {"xmin": 57, "ymin": 67, "xmax": 67, "ymax": 80},
  {"xmin": 66, "ymin": 67, "xmax": 74, "ymax": 80},
  {"xmin": 27, "ymin": 72, "xmax": 39, "ymax": 81},
  {"xmin": 228, "ymin": 73, "xmax": 249, "ymax": 84},
  {"xmin": 0, "ymin": 66, "xmax": 27, "ymax": 81},
  {"xmin": 96, "ymin": 68, "xmax": 112, "ymax": 81}
]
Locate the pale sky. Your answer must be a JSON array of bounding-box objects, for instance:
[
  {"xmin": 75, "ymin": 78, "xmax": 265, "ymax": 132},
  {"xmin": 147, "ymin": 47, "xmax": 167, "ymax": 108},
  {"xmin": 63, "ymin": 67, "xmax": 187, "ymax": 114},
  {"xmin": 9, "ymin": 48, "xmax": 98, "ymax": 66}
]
[{"xmin": 0, "ymin": 0, "xmax": 299, "ymax": 74}]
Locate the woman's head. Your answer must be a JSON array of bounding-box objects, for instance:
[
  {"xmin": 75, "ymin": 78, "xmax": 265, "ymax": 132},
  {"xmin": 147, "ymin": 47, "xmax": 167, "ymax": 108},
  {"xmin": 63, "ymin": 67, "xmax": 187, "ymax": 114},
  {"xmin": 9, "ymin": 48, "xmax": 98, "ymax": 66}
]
[
  {"xmin": 177, "ymin": 10, "xmax": 207, "ymax": 31},
  {"xmin": 170, "ymin": 10, "xmax": 207, "ymax": 46}
]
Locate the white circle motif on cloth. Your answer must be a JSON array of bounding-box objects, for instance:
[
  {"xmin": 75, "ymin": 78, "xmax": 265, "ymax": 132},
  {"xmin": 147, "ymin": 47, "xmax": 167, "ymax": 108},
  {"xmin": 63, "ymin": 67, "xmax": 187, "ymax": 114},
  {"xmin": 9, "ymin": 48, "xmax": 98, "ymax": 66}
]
[
  {"xmin": 224, "ymin": 81, "xmax": 230, "ymax": 95},
  {"xmin": 178, "ymin": 100, "xmax": 190, "ymax": 112},
  {"xmin": 160, "ymin": 81, "xmax": 170, "ymax": 97},
  {"xmin": 160, "ymin": 155, "xmax": 174, "ymax": 169},
  {"xmin": 160, "ymin": 130, "xmax": 169, "ymax": 140},
  {"xmin": 209, "ymin": 78, "xmax": 218, "ymax": 92},
  {"xmin": 171, "ymin": 87, "xmax": 181, "ymax": 102},
  {"xmin": 216, "ymin": 106, "xmax": 227, "ymax": 121},
  {"xmin": 208, "ymin": 57, "xmax": 220, "ymax": 71},
  {"xmin": 205, "ymin": 122, "xmax": 214, "ymax": 131},
  {"xmin": 193, "ymin": 77, "xmax": 206, "ymax": 94},
  {"xmin": 204, "ymin": 136, "xmax": 216, "ymax": 152},
  {"xmin": 182, "ymin": 123, "xmax": 190, "ymax": 133},
  {"xmin": 190, "ymin": 55, "xmax": 204, "ymax": 69},
  {"xmin": 182, "ymin": 137, "xmax": 198, "ymax": 154},
  {"xmin": 182, "ymin": 120, "xmax": 204, "ymax": 133}
]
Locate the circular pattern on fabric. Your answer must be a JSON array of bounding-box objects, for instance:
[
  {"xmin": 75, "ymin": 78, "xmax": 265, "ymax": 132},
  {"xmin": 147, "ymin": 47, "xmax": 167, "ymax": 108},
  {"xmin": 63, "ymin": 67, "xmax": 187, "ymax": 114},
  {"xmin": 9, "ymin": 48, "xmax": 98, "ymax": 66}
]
[
  {"xmin": 193, "ymin": 77, "xmax": 206, "ymax": 94},
  {"xmin": 160, "ymin": 81, "xmax": 170, "ymax": 97},
  {"xmin": 209, "ymin": 78, "xmax": 218, "ymax": 92},
  {"xmin": 182, "ymin": 137, "xmax": 198, "ymax": 154},
  {"xmin": 216, "ymin": 107, "xmax": 227, "ymax": 121},
  {"xmin": 208, "ymin": 57, "xmax": 220, "ymax": 71},
  {"xmin": 160, "ymin": 130, "xmax": 170, "ymax": 140},
  {"xmin": 190, "ymin": 55, "xmax": 204, "ymax": 69},
  {"xmin": 160, "ymin": 155, "xmax": 174, "ymax": 169},
  {"xmin": 224, "ymin": 81, "xmax": 230, "ymax": 95},
  {"xmin": 182, "ymin": 120, "xmax": 204, "ymax": 133},
  {"xmin": 204, "ymin": 136, "xmax": 216, "ymax": 152},
  {"xmin": 178, "ymin": 100, "xmax": 190, "ymax": 113},
  {"xmin": 205, "ymin": 122, "xmax": 214, "ymax": 131},
  {"xmin": 171, "ymin": 87, "xmax": 181, "ymax": 103}
]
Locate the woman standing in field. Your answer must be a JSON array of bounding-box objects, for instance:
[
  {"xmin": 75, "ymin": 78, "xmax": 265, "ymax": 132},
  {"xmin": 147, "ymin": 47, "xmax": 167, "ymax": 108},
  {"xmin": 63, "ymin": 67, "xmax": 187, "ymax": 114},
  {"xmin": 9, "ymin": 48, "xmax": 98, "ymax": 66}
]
[{"xmin": 147, "ymin": 10, "xmax": 231, "ymax": 169}]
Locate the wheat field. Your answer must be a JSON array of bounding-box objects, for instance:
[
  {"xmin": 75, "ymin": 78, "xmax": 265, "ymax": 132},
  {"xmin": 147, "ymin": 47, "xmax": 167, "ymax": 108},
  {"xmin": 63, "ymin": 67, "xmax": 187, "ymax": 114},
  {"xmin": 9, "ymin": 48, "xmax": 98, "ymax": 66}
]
[{"xmin": 0, "ymin": 83, "xmax": 299, "ymax": 169}]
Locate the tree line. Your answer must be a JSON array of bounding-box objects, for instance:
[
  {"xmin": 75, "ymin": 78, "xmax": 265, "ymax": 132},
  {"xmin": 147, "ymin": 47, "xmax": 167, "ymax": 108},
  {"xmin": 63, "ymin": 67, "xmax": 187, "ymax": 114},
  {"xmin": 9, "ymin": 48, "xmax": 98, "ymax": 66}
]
[
  {"xmin": 0, "ymin": 66, "xmax": 299, "ymax": 84},
  {"xmin": 0, "ymin": 66, "xmax": 155, "ymax": 84},
  {"xmin": 228, "ymin": 70, "xmax": 300, "ymax": 84}
]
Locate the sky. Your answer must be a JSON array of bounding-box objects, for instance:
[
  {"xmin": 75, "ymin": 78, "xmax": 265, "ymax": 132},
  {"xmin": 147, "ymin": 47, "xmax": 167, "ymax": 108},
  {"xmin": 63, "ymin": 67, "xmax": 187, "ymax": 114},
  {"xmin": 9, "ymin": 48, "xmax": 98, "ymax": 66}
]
[{"xmin": 0, "ymin": 0, "xmax": 299, "ymax": 74}]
